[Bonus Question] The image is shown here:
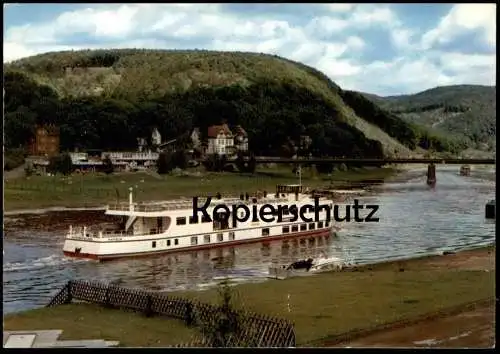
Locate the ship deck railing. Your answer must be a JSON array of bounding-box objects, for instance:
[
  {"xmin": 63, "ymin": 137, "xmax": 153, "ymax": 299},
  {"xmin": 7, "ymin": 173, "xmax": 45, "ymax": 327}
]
[
  {"xmin": 67, "ymin": 226, "xmax": 164, "ymax": 239},
  {"xmin": 105, "ymin": 195, "xmax": 310, "ymax": 212}
]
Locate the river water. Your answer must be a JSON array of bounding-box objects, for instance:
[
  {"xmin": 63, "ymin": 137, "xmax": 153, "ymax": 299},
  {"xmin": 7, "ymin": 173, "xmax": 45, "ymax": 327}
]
[{"xmin": 3, "ymin": 166, "xmax": 496, "ymax": 314}]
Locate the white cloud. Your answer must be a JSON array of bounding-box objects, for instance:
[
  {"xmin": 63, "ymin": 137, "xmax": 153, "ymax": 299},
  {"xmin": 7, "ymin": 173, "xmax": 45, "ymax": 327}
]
[
  {"xmin": 3, "ymin": 4, "xmax": 497, "ymax": 95},
  {"xmin": 390, "ymin": 28, "xmax": 414, "ymax": 50},
  {"xmin": 325, "ymin": 4, "xmax": 356, "ymax": 13},
  {"xmin": 4, "ymin": 42, "xmax": 35, "ymax": 62},
  {"xmin": 337, "ymin": 52, "xmax": 495, "ymax": 95},
  {"xmin": 421, "ymin": 4, "xmax": 496, "ymax": 50}
]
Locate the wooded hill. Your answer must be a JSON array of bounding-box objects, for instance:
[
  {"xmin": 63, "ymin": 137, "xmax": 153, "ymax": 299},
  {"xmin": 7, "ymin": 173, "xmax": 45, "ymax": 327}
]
[
  {"xmin": 361, "ymin": 85, "xmax": 496, "ymax": 152},
  {"xmin": 4, "ymin": 49, "xmax": 466, "ymax": 161}
]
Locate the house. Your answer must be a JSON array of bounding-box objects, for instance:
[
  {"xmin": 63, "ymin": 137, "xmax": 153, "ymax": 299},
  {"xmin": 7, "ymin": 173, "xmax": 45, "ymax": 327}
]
[
  {"xmin": 191, "ymin": 128, "xmax": 201, "ymax": 149},
  {"xmin": 151, "ymin": 128, "xmax": 162, "ymax": 146},
  {"xmin": 137, "ymin": 138, "xmax": 147, "ymax": 152},
  {"xmin": 234, "ymin": 125, "xmax": 249, "ymax": 152},
  {"xmin": 207, "ymin": 124, "xmax": 235, "ymax": 156},
  {"xmin": 29, "ymin": 125, "xmax": 60, "ymax": 157},
  {"xmin": 101, "ymin": 151, "xmax": 159, "ymax": 171}
]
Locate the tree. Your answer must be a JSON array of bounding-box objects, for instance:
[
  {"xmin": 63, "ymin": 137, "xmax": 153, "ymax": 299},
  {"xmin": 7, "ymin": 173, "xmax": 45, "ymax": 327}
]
[
  {"xmin": 24, "ymin": 161, "xmax": 35, "ymax": 177},
  {"xmin": 102, "ymin": 155, "xmax": 114, "ymax": 174},
  {"xmin": 204, "ymin": 154, "xmax": 226, "ymax": 172},
  {"xmin": 172, "ymin": 150, "xmax": 188, "ymax": 170},
  {"xmin": 246, "ymin": 154, "xmax": 256, "ymax": 173},
  {"xmin": 48, "ymin": 153, "xmax": 73, "ymax": 175},
  {"xmin": 157, "ymin": 151, "xmax": 175, "ymax": 174},
  {"xmin": 194, "ymin": 279, "xmax": 256, "ymax": 347},
  {"xmin": 235, "ymin": 152, "xmax": 256, "ymax": 173}
]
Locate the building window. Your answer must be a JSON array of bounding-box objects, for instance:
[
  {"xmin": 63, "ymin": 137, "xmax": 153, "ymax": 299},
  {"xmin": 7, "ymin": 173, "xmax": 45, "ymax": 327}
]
[
  {"xmin": 229, "ymin": 232, "xmax": 235, "ymax": 241},
  {"xmin": 282, "ymin": 226, "xmax": 290, "ymax": 234},
  {"xmin": 176, "ymin": 217, "xmax": 186, "ymax": 225},
  {"xmin": 318, "ymin": 221, "xmax": 324, "ymax": 228},
  {"xmin": 300, "ymin": 224, "xmax": 307, "ymax": 231},
  {"xmin": 325, "ymin": 221, "xmax": 330, "ymax": 228},
  {"xmin": 174, "ymin": 239, "xmax": 179, "ymax": 245},
  {"xmin": 204, "ymin": 235, "xmax": 210, "ymax": 244},
  {"xmin": 152, "ymin": 241, "xmax": 157, "ymax": 248},
  {"xmin": 202, "ymin": 215, "xmax": 211, "ymax": 223},
  {"xmin": 189, "ymin": 216, "xmax": 198, "ymax": 224},
  {"xmin": 167, "ymin": 239, "xmax": 171, "ymax": 246},
  {"xmin": 191, "ymin": 237, "xmax": 198, "ymax": 246},
  {"xmin": 262, "ymin": 228, "xmax": 270, "ymax": 236},
  {"xmin": 291, "ymin": 225, "xmax": 299, "ymax": 232},
  {"xmin": 217, "ymin": 233, "xmax": 223, "ymax": 242},
  {"xmin": 309, "ymin": 223, "xmax": 316, "ymax": 230}
]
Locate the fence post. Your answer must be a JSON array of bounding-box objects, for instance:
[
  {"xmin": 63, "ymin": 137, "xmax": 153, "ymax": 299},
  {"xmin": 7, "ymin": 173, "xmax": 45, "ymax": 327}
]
[
  {"xmin": 144, "ymin": 294, "xmax": 154, "ymax": 317},
  {"xmin": 184, "ymin": 301, "xmax": 194, "ymax": 326},
  {"xmin": 105, "ymin": 284, "xmax": 112, "ymax": 308},
  {"xmin": 64, "ymin": 281, "xmax": 73, "ymax": 304}
]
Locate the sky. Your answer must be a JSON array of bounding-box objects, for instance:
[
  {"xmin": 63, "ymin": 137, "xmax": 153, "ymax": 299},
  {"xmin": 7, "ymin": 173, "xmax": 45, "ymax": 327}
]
[{"xmin": 3, "ymin": 3, "xmax": 496, "ymax": 96}]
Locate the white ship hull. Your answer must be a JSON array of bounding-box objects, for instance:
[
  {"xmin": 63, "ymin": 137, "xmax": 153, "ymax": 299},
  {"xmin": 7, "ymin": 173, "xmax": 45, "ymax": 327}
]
[
  {"xmin": 63, "ymin": 224, "xmax": 336, "ymax": 261},
  {"xmin": 63, "ymin": 184, "xmax": 342, "ymax": 261}
]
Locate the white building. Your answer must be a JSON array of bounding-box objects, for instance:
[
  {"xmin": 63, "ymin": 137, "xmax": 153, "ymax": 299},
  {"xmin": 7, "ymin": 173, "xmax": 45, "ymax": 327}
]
[
  {"xmin": 206, "ymin": 124, "xmax": 235, "ymax": 156},
  {"xmin": 151, "ymin": 128, "xmax": 162, "ymax": 146},
  {"xmin": 234, "ymin": 125, "xmax": 249, "ymax": 152},
  {"xmin": 101, "ymin": 151, "xmax": 159, "ymax": 170}
]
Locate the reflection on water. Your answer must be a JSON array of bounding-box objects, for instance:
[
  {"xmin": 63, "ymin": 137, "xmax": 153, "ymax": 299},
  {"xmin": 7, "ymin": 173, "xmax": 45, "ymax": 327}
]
[
  {"xmin": 3, "ymin": 167, "xmax": 496, "ymax": 314},
  {"xmin": 3, "ymin": 233, "xmax": 338, "ymax": 313}
]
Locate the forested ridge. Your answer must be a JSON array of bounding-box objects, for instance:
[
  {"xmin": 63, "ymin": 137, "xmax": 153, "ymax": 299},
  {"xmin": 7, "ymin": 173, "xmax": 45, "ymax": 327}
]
[
  {"xmin": 360, "ymin": 85, "xmax": 496, "ymax": 151},
  {"xmin": 4, "ymin": 49, "xmax": 463, "ymax": 164}
]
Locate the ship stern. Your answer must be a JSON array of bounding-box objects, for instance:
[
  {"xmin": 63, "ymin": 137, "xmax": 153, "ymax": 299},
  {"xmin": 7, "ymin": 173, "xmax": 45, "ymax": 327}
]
[{"xmin": 63, "ymin": 226, "xmax": 102, "ymax": 260}]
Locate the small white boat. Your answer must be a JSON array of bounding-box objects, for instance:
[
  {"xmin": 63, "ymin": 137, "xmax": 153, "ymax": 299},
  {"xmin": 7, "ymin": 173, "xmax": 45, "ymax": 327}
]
[
  {"xmin": 309, "ymin": 256, "xmax": 345, "ymax": 272},
  {"xmin": 268, "ymin": 254, "xmax": 347, "ymax": 279}
]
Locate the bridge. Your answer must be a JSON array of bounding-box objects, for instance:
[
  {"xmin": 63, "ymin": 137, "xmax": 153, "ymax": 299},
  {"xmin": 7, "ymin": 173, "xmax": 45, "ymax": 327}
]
[{"xmin": 254, "ymin": 157, "xmax": 495, "ymax": 165}]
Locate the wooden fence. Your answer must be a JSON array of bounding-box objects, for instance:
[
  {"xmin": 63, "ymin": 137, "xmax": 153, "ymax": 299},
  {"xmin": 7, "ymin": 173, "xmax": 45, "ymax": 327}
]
[{"xmin": 47, "ymin": 280, "xmax": 295, "ymax": 347}]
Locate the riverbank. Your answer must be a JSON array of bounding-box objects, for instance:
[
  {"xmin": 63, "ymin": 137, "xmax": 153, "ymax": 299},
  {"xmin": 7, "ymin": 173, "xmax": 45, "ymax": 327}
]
[
  {"xmin": 4, "ymin": 166, "xmax": 396, "ymax": 213},
  {"xmin": 4, "ymin": 245, "xmax": 494, "ymax": 347}
]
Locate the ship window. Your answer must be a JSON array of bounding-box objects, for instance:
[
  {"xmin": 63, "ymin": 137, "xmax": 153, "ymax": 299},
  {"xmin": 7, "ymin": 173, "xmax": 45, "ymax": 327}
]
[
  {"xmin": 191, "ymin": 237, "xmax": 198, "ymax": 246},
  {"xmin": 300, "ymin": 224, "xmax": 307, "ymax": 231},
  {"xmin": 217, "ymin": 233, "xmax": 223, "ymax": 242},
  {"xmin": 152, "ymin": 241, "xmax": 157, "ymax": 248},
  {"xmin": 325, "ymin": 221, "xmax": 330, "ymax": 228},
  {"xmin": 176, "ymin": 217, "xmax": 186, "ymax": 225},
  {"xmin": 318, "ymin": 221, "xmax": 324, "ymax": 228},
  {"xmin": 189, "ymin": 216, "xmax": 198, "ymax": 224},
  {"xmin": 204, "ymin": 235, "xmax": 210, "ymax": 244},
  {"xmin": 167, "ymin": 239, "xmax": 171, "ymax": 246},
  {"xmin": 282, "ymin": 226, "xmax": 290, "ymax": 234},
  {"xmin": 291, "ymin": 225, "xmax": 299, "ymax": 232},
  {"xmin": 262, "ymin": 228, "xmax": 270, "ymax": 236},
  {"xmin": 309, "ymin": 223, "xmax": 316, "ymax": 230},
  {"xmin": 202, "ymin": 215, "xmax": 211, "ymax": 223},
  {"xmin": 229, "ymin": 232, "xmax": 235, "ymax": 240},
  {"xmin": 174, "ymin": 239, "xmax": 179, "ymax": 245}
]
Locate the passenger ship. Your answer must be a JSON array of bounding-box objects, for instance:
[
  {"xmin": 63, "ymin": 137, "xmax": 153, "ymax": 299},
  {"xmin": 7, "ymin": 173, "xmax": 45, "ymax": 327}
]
[{"xmin": 63, "ymin": 184, "xmax": 339, "ymax": 261}]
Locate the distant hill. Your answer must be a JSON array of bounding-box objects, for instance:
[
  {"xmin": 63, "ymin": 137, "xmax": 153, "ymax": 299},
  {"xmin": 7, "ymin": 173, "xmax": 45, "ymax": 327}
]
[
  {"xmin": 4, "ymin": 49, "xmax": 461, "ymax": 160},
  {"xmin": 360, "ymin": 85, "xmax": 496, "ymax": 152}
]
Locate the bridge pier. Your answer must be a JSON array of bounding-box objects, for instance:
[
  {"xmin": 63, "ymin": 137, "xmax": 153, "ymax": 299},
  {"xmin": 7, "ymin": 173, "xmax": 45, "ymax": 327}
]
[{"xmin": 427, "ymin": 163, "xmax": 436, "ymax": 186}]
